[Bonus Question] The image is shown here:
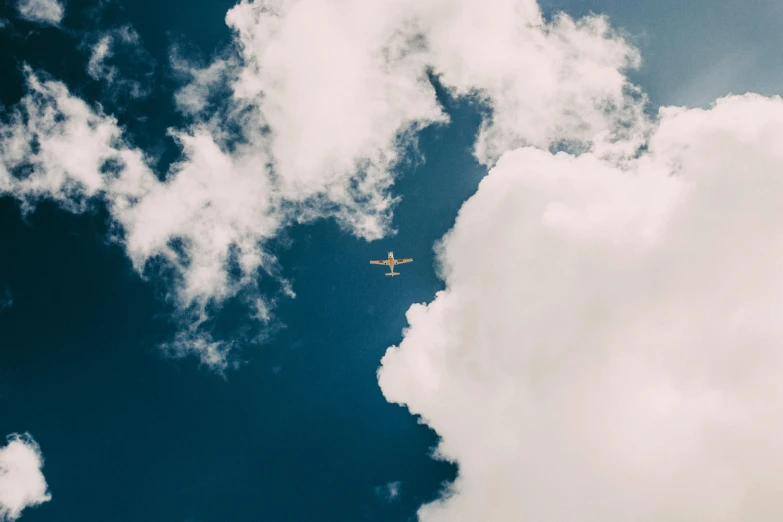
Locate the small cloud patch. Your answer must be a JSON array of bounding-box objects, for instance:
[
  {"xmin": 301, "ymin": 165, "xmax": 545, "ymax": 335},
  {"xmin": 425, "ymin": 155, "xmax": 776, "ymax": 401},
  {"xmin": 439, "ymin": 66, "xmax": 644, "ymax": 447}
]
[
  {"xmin": 15, "ymin": 0, "xmax": 63, "ymax": 26},
  {"xmin": 85, "ymin": 26, "xmax": 155, "ymax": 101},
  {"xmin": 375, "ymin": 481, "xmax": 401, "ymax": 503},
  {"xmin": 0, "ymin": 433, "xmax": 51, "ymax": 521}
]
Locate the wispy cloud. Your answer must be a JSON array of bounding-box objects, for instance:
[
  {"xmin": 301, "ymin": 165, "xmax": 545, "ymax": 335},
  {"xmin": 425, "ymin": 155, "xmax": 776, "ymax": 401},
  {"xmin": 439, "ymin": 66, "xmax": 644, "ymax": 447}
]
[
  {"xmin": 375, "ymin": 481, "xmax": 402, "ymax": 503},
  {"xmin": 85, "ymin": 26, "xmax": 155, "ymax": 101},
  {"xmin": 0, "ymin": 433, "xmax": 51, "ymax": 521}
]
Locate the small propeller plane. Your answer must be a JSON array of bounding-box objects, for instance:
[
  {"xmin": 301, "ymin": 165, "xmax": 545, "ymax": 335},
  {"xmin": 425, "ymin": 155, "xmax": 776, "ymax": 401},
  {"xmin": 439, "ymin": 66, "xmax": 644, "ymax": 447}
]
[{"xmin": 370, "ymin": 251, "xmax": 413, "ymax": 277}]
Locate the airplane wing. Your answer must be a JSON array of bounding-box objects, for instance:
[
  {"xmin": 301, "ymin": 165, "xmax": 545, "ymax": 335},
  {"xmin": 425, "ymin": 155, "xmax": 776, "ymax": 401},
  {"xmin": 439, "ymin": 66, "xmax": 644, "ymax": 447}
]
[
  {"xmin": 370, "ymin": 260, "xmax": 392, "ymax": 265},
  {"xmin": 395, "ymin": 258, "xmax": 413, "ymax": 264}
]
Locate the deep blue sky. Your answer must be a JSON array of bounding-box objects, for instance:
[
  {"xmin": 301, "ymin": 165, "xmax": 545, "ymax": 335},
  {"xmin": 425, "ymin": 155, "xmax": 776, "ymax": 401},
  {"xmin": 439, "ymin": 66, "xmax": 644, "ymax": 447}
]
[{"xmin": 1, "ymin": 0, "xmax": 781, "ymax": 520}]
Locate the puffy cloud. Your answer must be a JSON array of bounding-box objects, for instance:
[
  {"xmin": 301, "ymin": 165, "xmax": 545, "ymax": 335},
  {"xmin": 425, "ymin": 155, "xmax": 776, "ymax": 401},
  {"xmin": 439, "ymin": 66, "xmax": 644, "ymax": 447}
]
[
  {"xmin": 0, "ymin": 433, "xmax": 51, "ymax": 521},
  {"xmin": 378, "ymin": 93, "xmax": 783, "ymax": 521},
  {"xmin": 223, "ymin": 0, "xmax": 447, "ymax": 237},
  {"xmin": 0, "ymin": 68, "xmax": 154, "ymax": 213},
  {"xmin": 1, "ymin": 0, "xmax": 645, "ymax": 369},
  {"xmin": 414, "ymin": 0, "xmax": 646, "ymax": 163},
  {"xmin": 0, "ymin": 69, "xmax": 271, "ymax": 372},
  {"xmin": 222, "ymin": 0, "xmax": 643, "ymax": 178},
  {"xmin": 15, "ymin": 0, "xmax": 64, "ymax": 26},
  {"xmin": 165, "ymin": 0, "xmax": 646, "ymax": 303}
]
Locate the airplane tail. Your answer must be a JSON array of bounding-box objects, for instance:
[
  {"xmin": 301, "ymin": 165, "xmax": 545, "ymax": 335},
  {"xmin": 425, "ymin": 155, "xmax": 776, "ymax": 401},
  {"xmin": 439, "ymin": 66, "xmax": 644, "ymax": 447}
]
[{"xmin": 385, "ymin": 272, "xmax": 399, "ymax": 277}]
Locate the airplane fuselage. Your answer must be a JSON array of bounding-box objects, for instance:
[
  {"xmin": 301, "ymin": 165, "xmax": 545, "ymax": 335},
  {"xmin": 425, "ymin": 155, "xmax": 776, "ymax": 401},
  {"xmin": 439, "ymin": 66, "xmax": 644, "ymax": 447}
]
[{"xmin": 370, "ymin": 251, "xmax": 411, "ymax": 276}]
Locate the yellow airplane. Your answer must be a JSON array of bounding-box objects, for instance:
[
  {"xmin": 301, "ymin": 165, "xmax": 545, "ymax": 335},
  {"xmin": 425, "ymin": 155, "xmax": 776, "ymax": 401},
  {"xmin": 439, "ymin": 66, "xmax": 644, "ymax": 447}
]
[{"xmin": 370, "ymin": 251, "xmax": 413, "ymax": 277}]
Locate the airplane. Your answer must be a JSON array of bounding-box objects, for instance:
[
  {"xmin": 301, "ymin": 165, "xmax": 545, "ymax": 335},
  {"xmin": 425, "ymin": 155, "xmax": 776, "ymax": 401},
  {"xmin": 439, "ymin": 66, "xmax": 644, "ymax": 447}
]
[{"xmin": 370, "ymin": 251, "xmax": 413, "ymax": 277}]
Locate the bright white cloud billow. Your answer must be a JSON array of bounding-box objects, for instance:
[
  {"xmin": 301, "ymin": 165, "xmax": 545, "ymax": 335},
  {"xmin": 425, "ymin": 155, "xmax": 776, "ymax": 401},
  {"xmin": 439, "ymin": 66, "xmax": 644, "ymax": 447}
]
[
  {"xmin": 223, "ymin": 0, "xmax": 447, "ymax": 237},
  {"xmin": 15, "ymin": 0, "xmax": 63, "ymax": 25},
  {"xmin": 414, "ymin": 0, "xmax": 646, "ymax": 163},
  {"xmin": 0, "ymin": 69, "xmax": 154, "ymax": 212},
  {"xmin": 0, "ymin": 434, "xmax": 51, "ymax": 521},
  {"xmin": 1, "ymin": 0, "xmax": 644, "ymax": 369},
  {"xmin": 223, "ymin": 0, "xmax": 643, "ymax": 180},
  {"xmin": 379, "ymin": 93, "xmax": 783, "ymax": 521}
]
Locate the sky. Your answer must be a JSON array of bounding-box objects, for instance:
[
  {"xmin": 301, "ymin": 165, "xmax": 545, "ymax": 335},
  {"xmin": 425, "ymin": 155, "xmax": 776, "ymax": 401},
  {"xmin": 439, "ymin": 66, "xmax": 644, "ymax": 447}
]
[{"xmin": 2, "ymin": 0, "xmax": 783, "ymax": 521}]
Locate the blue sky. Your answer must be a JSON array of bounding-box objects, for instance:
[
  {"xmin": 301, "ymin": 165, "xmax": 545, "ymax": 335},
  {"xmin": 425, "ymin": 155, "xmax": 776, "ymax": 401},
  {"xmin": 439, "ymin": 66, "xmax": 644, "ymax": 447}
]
[
  {"xmin": 2, "ymin": 0, "xmax": 783, "ymax": 521},
  {"xmin": 540, "ymin": 0, "xmax": 783, "ymax": 108}
]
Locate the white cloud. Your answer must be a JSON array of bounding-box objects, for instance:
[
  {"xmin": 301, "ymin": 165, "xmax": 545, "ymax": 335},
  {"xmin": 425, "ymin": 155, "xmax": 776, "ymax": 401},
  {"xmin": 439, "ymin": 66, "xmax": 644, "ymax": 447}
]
[
  {"xmin": 0, "ymin": 0, "xmax": 648, "ymax": 370},
  {"xmin": 171, "ymin": 53, "xmax": 236, "ymax": 116},
  {"xmin": 375, "ymin": 481, "xmax": 402, "ymax": 502},
  {"xmin": 0, "ymin": 434, "xmax": 51, "ymax": 521},
  {"xmin": 414, "ymin": 0, "xmax": 646, "ymax": 163},
  {"xmin": 0, "ymin": 68, "xmax": 267, "ymax": 372},
  {"xmin": 0, "ymin": 68, "xmax": 155, "ymax": 213},
  {"xmin": 379, "ymin": 93, "xmax": 783, "ymax": 521},
  {"xmin": 223, "ymin": 0, "xmax": 447, "ymax": 237},
  {"xmin": 15, "ymin": 0, "xmax": 64, "ymax": 26},
  {"xmin": 86, "ymin": 26, "xmax": 154, "ymax": 100},
  {"xmin": 88, "ymin": 36, "xmax": 112, "ymax": 78},
  {"xmin": 222, "ymin": 0, "xmax": 644, "ymax": 179}
]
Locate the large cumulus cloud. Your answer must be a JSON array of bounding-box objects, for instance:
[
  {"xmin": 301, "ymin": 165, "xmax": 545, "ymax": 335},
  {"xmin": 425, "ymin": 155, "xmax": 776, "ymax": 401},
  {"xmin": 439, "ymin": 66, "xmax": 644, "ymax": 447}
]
[{"xmin": 379, "ymin": 93, "xmax": 783, "ymax": 521}]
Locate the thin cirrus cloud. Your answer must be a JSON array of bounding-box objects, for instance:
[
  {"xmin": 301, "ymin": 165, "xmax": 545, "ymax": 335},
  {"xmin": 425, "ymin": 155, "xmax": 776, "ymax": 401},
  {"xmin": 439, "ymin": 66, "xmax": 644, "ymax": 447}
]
[
  {"xmin": 1, "ymin": 0, "xmax": 642, "ymax": 370},
  {"xmin": 0, "ymin": 433, "xmax": 51, "ymax": 521}
]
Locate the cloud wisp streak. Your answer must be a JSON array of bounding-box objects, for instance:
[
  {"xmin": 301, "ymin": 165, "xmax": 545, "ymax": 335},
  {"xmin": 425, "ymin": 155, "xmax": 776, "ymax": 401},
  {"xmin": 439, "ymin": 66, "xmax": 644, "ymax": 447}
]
[{"xmin": 85, "ymin": 26, "xmax": 155, "ymax": 101}]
